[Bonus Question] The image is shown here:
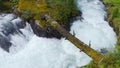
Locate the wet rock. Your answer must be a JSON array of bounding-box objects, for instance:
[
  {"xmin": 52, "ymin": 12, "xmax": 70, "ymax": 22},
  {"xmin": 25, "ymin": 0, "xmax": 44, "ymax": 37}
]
[
  {"xmin": 0, "ymin": 34, "xmax": 11, "ymax": 52},
  {"xmin": 100, "ymin": 48, "xmax": 108, "ymax": 54},
  {"xmin": 28, "ymin": 19, "xmax": 62, "ymax": 39},
  {"xmin": 0, "ymin": 14, "xmax": 28, "ymax": 52}
]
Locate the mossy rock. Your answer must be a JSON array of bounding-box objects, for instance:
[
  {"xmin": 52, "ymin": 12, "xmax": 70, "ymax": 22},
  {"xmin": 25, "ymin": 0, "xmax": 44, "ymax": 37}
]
[{"xmin": 18, "ymin": 0, "xmax": 79, "ymax": 27}]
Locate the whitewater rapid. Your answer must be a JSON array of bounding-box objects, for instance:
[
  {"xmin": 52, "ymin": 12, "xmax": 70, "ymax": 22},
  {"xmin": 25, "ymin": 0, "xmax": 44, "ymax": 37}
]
[{"xmin": 0, "ymin": 0, "xmax": 117, "ymax": 68}]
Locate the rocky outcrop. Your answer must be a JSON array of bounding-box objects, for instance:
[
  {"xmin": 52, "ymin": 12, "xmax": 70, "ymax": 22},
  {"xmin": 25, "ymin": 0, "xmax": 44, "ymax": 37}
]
[{"xmin": 28, "ymin": 19, "xmax": 63, "ymax": 39}]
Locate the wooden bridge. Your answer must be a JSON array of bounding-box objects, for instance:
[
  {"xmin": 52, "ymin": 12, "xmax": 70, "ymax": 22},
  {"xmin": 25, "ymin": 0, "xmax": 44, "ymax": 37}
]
[{"xmin": 50, "ymin": 21, "xmax": 104, "ymax": 62}]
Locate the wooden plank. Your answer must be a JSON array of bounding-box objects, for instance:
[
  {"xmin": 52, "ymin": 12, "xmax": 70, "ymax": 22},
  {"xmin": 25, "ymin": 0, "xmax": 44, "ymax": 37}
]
[{"xmin": 51, "ymin": 21, "xmax": 104, "ymax": 62}]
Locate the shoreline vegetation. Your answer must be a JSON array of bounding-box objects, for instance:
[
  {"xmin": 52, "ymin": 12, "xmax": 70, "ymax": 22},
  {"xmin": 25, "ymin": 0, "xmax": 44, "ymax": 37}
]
[{"xmin": 18, "ymin": 0, "xmax": 80, "ymax": 28}]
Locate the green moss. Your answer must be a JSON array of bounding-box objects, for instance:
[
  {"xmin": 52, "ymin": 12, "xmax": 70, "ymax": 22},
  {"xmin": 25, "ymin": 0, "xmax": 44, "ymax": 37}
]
[
  {"xmin": 18, "ymin": 0, "xmax": 79, "ymax": 27},
  {"xmin": 104, "ymin": 0, "xmax": 120, "ymax": 20},
  {"xmin": 0, "ymin": 1, "xmax": 12, "ymax": 12},
  {"xmin": 104, "ymin": 0, "xmax": 120, "ymax": 4}
]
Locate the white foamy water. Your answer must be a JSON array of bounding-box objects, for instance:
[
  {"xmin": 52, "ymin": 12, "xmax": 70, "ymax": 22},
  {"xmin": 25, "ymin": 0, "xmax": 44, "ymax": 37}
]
[
  {"xmin": 0, "ymin": 13, "xmax": 34, "ymax": 54},
  {"xmin": 0, "ymin": 0, "xmax": 117, "ymax": 68}
]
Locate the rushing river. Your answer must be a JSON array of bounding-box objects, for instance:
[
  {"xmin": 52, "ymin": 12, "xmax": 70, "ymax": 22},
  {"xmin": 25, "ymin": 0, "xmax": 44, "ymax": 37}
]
[{"xmin": 0, "ymin": 0, "xmax": 117, "ymax": 68}]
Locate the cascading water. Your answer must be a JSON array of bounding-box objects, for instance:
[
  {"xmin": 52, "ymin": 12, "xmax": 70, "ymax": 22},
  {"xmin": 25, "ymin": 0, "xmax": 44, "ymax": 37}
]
[
  {"xmin": 0, "ymin": 13, "xmax": 34, "ymax": 53},
  {"xmin": 0, "ymin": 0, "xmax": 117, "ymax": 68}
]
